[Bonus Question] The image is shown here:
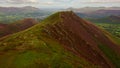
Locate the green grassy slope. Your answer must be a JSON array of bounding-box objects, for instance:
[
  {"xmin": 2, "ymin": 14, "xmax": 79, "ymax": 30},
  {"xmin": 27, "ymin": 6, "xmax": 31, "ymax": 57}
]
[
  {"xmin": 96, "ymin": 23, "xmax": 120, "ymax": 39},
  {"xmin": 0, "ymin": 12, "xmax": 98, "ymax": 68},
  {"xmin": 95, "ymin": 26, "xmax": 120, "ymax": 67},
  {"xmin": 0, "ymin": 11, "xmax": 120, "ymax": 68}
]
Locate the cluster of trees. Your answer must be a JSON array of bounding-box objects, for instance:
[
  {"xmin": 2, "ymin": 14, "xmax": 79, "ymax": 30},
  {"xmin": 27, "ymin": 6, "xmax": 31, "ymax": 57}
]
[{"xmin": 97, "ymin": 23, "xmax": 120, "ymax": 38}]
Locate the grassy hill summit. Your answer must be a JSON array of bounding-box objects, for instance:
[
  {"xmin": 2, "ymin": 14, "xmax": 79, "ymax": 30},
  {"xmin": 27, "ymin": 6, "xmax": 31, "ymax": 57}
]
[{"xmin": 0, "ymin": 11, "xmax": 120, "ymax": 68}]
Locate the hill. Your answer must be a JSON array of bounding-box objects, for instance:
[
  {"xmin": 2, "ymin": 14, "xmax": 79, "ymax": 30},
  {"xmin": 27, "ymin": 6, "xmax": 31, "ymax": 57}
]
[
  {"xmin": 85, "ymin": 15, "xmax": 120, "ymax": 39},
  {"xmin": 0, "ymin": 18, "xmax": 37, "ymax": 38},
  {"xmin": 67, "ymin": 7, "xmax": 106, "ymax": 13},
  {"xmin": 73, "ymin": 7, "xmax": 120, "ymax": 18},
  {"xmin": 109, "ymin": 15, "xmax": 120, "ymax": 23},
  {"xmin": 0, "ymin": 6, "xmax": 51, "ymax": 24},
  {"xmin": 0, "ymin": 23, "xmax": 7, "ymax": 29},
  {"xmin": 0, "ymin": 6, "xmax": 39, "ymax": 13},
  {"xmin": 87, "ymin": 10, "xmax": 120, "ymax": 18},
  {"xmin": 0, "ymin": 11, "xmax": 120, "ymax": 68},
  {"xmin": 87, "ymin": 15, "xmax": 120, "ymax": 24}
]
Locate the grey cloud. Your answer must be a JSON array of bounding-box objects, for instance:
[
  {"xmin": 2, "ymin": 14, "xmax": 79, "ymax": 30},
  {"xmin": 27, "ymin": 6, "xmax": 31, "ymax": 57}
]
[
  {"xmin": 53, "ymin": 0, "xmax": 73, "ymax": 2},
  {"xmin": 4, "ymin": 0, "xmax": 38, "ymax": 4}
]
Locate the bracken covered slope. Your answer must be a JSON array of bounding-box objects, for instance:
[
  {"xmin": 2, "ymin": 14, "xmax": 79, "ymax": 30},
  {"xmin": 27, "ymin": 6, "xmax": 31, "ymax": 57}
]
[
  {"xmin": 0, "ymin": 18, "xmax": 37, "ymax": 38},
  {"xmin": 0, "ymin": 11, "xmax": 120, "ymax": 68},
  {"xmin": 0, "ymin": 23, "xmax": 7, "ymax": 29}
]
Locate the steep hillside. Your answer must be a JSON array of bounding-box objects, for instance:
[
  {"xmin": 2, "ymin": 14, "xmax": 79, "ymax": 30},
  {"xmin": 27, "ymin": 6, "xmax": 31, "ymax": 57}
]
[
  {"xmin": 0, "ymin": 11, "xmax": 120, "ymax": 68},
  {"xmin": 0, "ymin": 23, "xmax": 7, "ymax": 29},
  {"xmin": 0, "ymin": 18, "xmax": 37, "ymax": 38}
]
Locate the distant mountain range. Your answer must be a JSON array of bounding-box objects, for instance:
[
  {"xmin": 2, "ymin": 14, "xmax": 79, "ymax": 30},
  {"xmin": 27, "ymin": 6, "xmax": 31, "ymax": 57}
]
[
  {"xmin": 0, "ymin": 6, "xmax": 40, "ymax": 14},
  {"xmin": 0, "ymin": 11, "xmax": 120, "ymax": 68},
  {"xmin": 0, "ymin": 6, "xmax": 120, "ymax": 24},
  {"xmin": 0, "ymin": 6, "xmax": 51, "ymax": 24},
  {"xmin": 67, "ymin": 7, "xmax": 120, "ymax": 13},
  {"xmin": 68, "ymin": 7, "xmax": 120, "ymax": 18}
]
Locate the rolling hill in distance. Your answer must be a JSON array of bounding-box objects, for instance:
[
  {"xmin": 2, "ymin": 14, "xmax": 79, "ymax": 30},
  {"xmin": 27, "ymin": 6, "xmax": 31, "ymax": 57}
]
[
  {"xmin": 0, "ymin": 23, "xmax": 7, "ymax": 29},
  {"xmin": 0, "ymin": 18, "xmax": 38, "ymax": 38},
  {"xmin": 0, "ymin": 11, "xmax": 120, "ymax": 68},
  {"xmin": 0, "ymin": 6, "xmax": 51, "ymax": 24},
  {"xmin": 68, "ymin": 7, "xmax": 120, "ymax": 13},
  {"xmin": 69, "ymin": 7, "xmax": 120, "ymax": 18},
  {"xmin": 87, "ymin": 15, "xmax": 120, "ymax": 24},
  {"xmin": 0, "ymin": 6, "xmax": 120, "ymax": 24},
  {"xmin": 0, "ymin": 6, "xmax": 39, "ymax": 13}
]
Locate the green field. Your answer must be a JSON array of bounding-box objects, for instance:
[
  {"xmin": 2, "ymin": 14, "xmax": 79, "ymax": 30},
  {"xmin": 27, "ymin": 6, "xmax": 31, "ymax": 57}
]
[{"xmin": 95, "ymin": 23, "xmax": 120, "ymax": 39}]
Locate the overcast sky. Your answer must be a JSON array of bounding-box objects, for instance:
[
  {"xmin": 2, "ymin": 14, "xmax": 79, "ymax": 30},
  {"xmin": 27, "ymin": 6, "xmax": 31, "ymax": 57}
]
[{"xmin": 0, "ymin": 0, "xmax": 120, "ymax": 8}]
